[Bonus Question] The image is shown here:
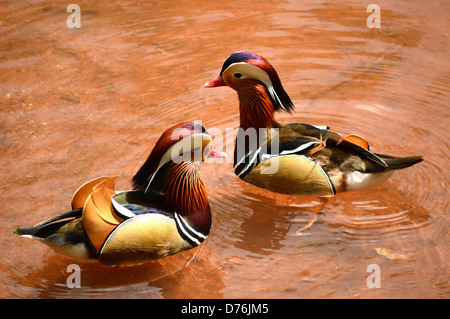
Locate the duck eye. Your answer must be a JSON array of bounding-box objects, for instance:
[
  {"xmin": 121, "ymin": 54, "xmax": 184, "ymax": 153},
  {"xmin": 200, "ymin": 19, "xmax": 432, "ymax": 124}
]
[{"xmin": 234, "ymin": 72, "xmax": 242, "ymax": 78}]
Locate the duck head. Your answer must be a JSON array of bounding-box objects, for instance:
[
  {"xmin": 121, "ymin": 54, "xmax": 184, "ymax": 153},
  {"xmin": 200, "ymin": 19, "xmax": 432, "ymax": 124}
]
[
  {"xmin": 132, "ymin": 121, "xmax": 226, "ymax": 195},
  {"xmin": 205, "ymin": 52, "xmax": 294, "ymax": 130}
]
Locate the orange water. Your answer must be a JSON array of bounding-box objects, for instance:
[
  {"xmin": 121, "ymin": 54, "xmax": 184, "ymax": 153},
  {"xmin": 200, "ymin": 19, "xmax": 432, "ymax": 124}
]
[{"xmin": 0, "ymin": 0, "xmax": 448, "ymax": 298}]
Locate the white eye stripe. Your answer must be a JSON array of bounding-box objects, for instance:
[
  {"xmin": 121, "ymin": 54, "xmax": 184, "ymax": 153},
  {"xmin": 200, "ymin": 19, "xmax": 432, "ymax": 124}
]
[
  {"xmin": 223, "ymin": 62, "xmax": 272, "ymax": 87},
  {"xmin": 223, "ymin": 62, "xmax": 286, "ymax": 111},
  {"xmin": 144, "ymin": 133, "xmax": 212, "ymax": 193}
]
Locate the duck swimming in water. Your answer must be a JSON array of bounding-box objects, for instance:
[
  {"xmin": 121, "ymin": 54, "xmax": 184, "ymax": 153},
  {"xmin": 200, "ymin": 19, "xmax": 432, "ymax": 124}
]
[
  {"xmin": 206, "ymin": 52, "xmax": 423, "ymax": 232},
  {"xmin": 13, "ymin": 122, "xmax": 226, "ymax": 265}
]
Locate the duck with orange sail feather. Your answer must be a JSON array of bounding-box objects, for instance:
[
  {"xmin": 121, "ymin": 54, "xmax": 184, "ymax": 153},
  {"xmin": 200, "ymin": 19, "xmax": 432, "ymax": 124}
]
[
  {"xmin": 206, "ymin": 52, "xmax": 423, "ymax": 233},
  {"xmin": 13, "ymin": 122, "xmax": 226, "ymax": 265}
]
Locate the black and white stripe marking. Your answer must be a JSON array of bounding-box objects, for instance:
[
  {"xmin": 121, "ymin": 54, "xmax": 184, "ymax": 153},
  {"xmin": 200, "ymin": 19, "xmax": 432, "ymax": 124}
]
[
  {"xmin": 174, "ymin": 213, "xmax": 207, "ymax": 246},
  {"xmin": 234, "ymin": 139, "xmax": 321, "ymax": 179},
  {"xmin": 234, "ymin": 147, "xmax": 261, "ymax": 178},
  {"xmin": 111, "ymin": 197, "xmax": 136, "ymax": 219}
]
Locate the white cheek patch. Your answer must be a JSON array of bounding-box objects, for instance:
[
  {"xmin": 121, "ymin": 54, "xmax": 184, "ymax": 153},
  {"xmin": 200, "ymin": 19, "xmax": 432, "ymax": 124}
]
[
  {"xmin": 225, "ymin": 63, "xmax": 272, "ymax": 87},
  {"xmin": 144, "ymin": 133, "xmax": 212, "ymax": 193},
  {"xmin": 169, "ymin": 133, "xmax": 212, "ymax": 163}
]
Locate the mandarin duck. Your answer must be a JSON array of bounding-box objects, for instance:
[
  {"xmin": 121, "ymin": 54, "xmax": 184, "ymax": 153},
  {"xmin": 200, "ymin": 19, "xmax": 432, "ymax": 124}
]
[
  {"xmin": 13, "ymin": 122, "xmax": 226, "ymax": 265},
  {"xmin": 205, "ymin": 52, "xmax": 423, "ymax": 232}
]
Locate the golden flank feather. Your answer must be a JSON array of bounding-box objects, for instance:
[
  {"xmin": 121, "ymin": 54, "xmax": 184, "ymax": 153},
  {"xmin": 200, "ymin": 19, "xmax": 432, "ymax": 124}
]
[
  {"xmin": 98, "ymin": 214, "xmax": 191, "ymax": 265},
  {"xmin": 244, "ymin": 155, "xmax": 335, "ymax": 197}
]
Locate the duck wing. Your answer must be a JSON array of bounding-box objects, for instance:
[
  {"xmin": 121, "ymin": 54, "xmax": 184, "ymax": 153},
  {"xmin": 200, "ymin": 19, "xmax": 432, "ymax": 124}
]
[{"xmin": 277, "ymin": 122, "xmax": 393, "ymax": 172}]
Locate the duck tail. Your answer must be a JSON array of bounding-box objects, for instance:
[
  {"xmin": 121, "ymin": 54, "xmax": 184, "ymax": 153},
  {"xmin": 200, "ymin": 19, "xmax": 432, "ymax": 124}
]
[
  {"xmin": 12, "ymin": 208, "xmax": 83, "ymax": 239},
  {"xmin": 377, "ymin": 155, "xmax": 424, "ymax": 170},
  {"xmin": 12, "ymin": 225, "xmax": 38, "ymax": 237}
]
